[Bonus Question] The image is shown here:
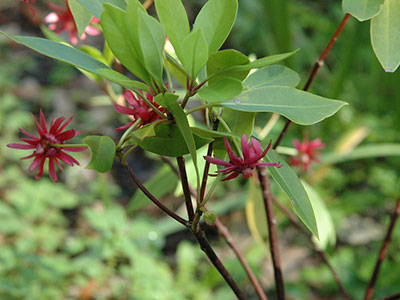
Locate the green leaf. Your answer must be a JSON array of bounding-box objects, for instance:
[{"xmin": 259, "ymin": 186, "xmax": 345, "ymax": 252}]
[
  {"xmin": 197, "ymin": 77, "xmax": 243, "ymax": 103},
  {"xmin": 210, "ymin": 50, "xmax": 299, "ymax": 78},
  {"xmin": 180, "ymin": 28, "xmax": 209, "ymax": 79},
  {"xmin": 302, "ymin": 181, "xmax": 336, "ymax": 250},
  {"xmin": 96, "ymin": 68, "xmax": 150, "ymax": 92},
  {"xmin": 75, "ymin": 0, "xmax": 127, "ymax": 19},
  {"xmin": 40, "ymin": 24, "xmax": 67, "ymax": 43},
  {"xmin": 191, "ymin": 127, "xmax": 239, "ymax": 140},
  {"xmin": 221, "ymin": 86, "xmax": 348, "ymax": 125},
  {"xmin": 83, "ymin": 135, "xmax": 116, "ymax": 173},
  {"xmin": 193, "ymin": 0, "xmax": 238, "ymax": 54},
  {"xmin": 207, "ymin": 49, "xmax": 250, "ymax": 83},
  {"xmin": 131, "ymin": 122, "xmax": 212, "ymax": 157},
  {"xmin": 155, "ymin": 0, "xmax": 189, "ymax": 60},
  {"xmin": 137, "ymin": 9, "xmax": 165, "ymax": 82},
  {"xmin": 0, "ymin": 33, "xmax": 109, "ymax": 75},
  {"xmin": 343, "ymin": 0, "xmax": 384, "ymax": 21},
  {"xmin": 101, "ymin": 4, "xmax": 150, "ymax": 83},
  {"xmin": 264, "ymin": 149, "xmax": 318, "ymax": 237},
  {"xmin": 68, "ymin": 0, "xmax": 93, "ymax": 37},
  {"xmin": 80, "ymin": 45, "xmax": 108, "ymax": 65},
  {"xmin": 243, "ymin": 65, "xmax": 300, "ymax": 89},
  {"xmin": 165, "ymin": 53, "xmax": 187, "ymax": 88},
  {"xmin": 129, "ymin": 165, "xmax": 178, "ymax": 212},
  {"xmin": 321, "ymin": 144, "xmax": 400, "ymax": 165},
  {"xmin": 155, "ymin": 94, "xmax": 199, "ymax": 169},
  {"xmin": 370, "ymin": 0, "xmax": 400, "ymax": 72}
]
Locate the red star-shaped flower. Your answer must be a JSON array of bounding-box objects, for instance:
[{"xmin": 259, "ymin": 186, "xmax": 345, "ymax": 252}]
[
  {"xmin": 45, "ymin": 0, "xmax": 100, "ymax": 45},
  {"xmin": 290, "ymin": 136, "xmax": 324, "ymax": 172},
  {"xmin": 113, "ymin": 89, "xmax": 166, "ymax": 131},
  {"xmin": 7, "ymin": 110, "xmax": 86, "ymax": 183},
  {"xmin": 204, "ymin": 134, "xmax": 282, "ymax": 181}
]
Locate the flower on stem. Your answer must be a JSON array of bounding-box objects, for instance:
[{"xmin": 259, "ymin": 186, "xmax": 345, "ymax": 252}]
[
  {"xmin": 204, "ymin": 134, "xmax": 282, "ymax": 181},
  {"xmin": 290, "ymin": 135, "xmax": 324, "ymax": 172},
  {"xmin": 20, "ymin": 0, "xmax": 36, "ymax": 15},
  {"xmin": 45, "ymin": 0, "xmax": 100, "ymax": 45},
  {"xmin": 7, "ymin": 110, "xmax": 86, "ymax": 183},
  {"xmin": 113, "ymin": 89, "xmax": 166, "ymax": 131}
]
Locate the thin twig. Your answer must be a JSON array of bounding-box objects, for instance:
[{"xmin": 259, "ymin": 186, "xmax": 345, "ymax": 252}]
[
  {"xmin": 377, "ymin": 292, "xmax": 400, "ymax": 300},
  {"xmin": 364, "ymin": 195, "xmax": 400, "ymax": 300},
  {"xmin": 193, "ymin": 228, "xmax": 248, "ymax": 300},
  {"xmin": 120, "ymin": 159, "xmax": 187, "ymax": 226},
  {"xmin": 161, "ymin": 155, "xmax": 268, "ymax": 300},
  {"xmin": 273, "ymin": 13, "xmax": 352, "ymax": 150},
  {"xmin": 216, "ymin": 218, "xmax": 268, "ymax": 300},
  {"xmin": 121, "ymin": 157, "xmax": 246, "ymax": 298},
  {"xmin": 271, "ymin": 195, "xmax": 351, "ymax": 299},
  {"xmin": 257, "ymin": 167, "xmax": 285, "ymax": 300},
  {"xmin": 177, "ymin": 156, "xmax": 195, "ymax": 222},
  {"xmin": 199, "ymin": 119, "xmax": 219, "ymax": 202}
]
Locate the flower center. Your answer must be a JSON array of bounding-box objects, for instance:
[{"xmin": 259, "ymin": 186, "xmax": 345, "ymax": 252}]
[
  {"xmin": 241, "ymin": 167, "xmax": 254, "ymax": 179},
  {"xmin": 36, "ymin": 133, "xmax": 61, "ymax": 157}
]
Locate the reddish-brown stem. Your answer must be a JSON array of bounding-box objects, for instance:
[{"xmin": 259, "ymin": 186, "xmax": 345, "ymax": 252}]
[
  {"xmin": 193, "ymin": 228, "xmax": 248, "ymax": 300},
  {"xmin": 271, "ymin": 195, "xmax": 351, "ymax": 299},
  {"xmin": 120, "ymin": 160, "xmax": 188, "ymax": 226},
  {"xmin": 364, "ymin": 196, "xmax": 400, "ymax": 300},
  {"xmin": 121, "ymin": 156, "xmax": 246, "ymax": 298},
  {"xmin": 199, "ymin": 119, "xmax": 219, "ymax": 203},
  {"xmin": 216, "ymin": 218, "xmax": 268, "ymax": 300},
  {"xmin": 273, "ymin": 13, "xmax": 352, "ymax": 150},
  {"xmin": 377, "ymin": 292, "xmax": 400, "ymax": 300},
  {"xmin": 257, "ymin": 167, "xmax": 285, "ymax": 300},
  {"xmin": 177, "ymin": 156, "xmax": 195, "ymax": 222},
  {"xmin": 162, "ymin": 155, "xmax": 268, "ymax": 300}
]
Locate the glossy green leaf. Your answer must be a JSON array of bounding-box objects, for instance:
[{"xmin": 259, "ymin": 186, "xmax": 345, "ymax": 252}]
[
  {"xmin": 131, "ymin": 122, "xmax": 212, "ymax": 157},
  {"xmin": 243, "ymin": 65, "xmax": 300, "ymax": 89},
  {"xmin": 343, "ymin": 0, "xmax": 384, "ymax": 21},
  {"xmin": 40, "ymin": 24, "xmax": 67, "ymax": 43},
  {"xmin": 129, "ymin": 165, "xmax": 178, "ymax": 212},
  {"xmin": 156, "ymin": 94, "xmax": 199, "ymax": 169},
  {"xmin": 155, "ymin": 0, "xmax": 189, "ymax": 60},
  {"xmin": 68, "ymin": 0, "xmax": 93, "ymax": 37},
  {"xmin": 165, "ymin": 54, "xmax": 187, "ymax": 88},
  {"xmin": 75, "ymin": 0, "xmax": 127, "ymax": 19},
  {"xmin": 180, "ymin": 28, "xmax": 209, "ymax": 79},
  {"xmin": 137, "ymin": 9, "xmax": 165, "ymax": 82},
  {"xmin": 96, "ymin": 69, "xmax": 150, "ymax": 92},
  {"xmin": 197, "ymin": 77, "xmax": 243, "ymax": 103},
  {"xmin": 321, "ymin": 144, "xmax": 400, "ymax": 165},
  {"xmin": 0, "ymin": 33, "xmax": 109, "ymax": 75},
  {"xmin": 101, "ymin": 4, "xmax": 150, "ymax": 83},
  {"xmin": 371, "ymin": 0, "xmax": 400, "ymax": 72},
  {"xmin": 302, "ymin": 181, "xmax": 336, "ymax": 250},
  {"xmin": 210, "ymin": 50, "xmax": 298, "ymax": 78},
  {"xmin": 264, "ymin": 149, "xmax": 318, "ymax": 237},
  {"xmin": 191, "ymin": 127, "xmax": 239, "ymax": 140},
  {"xmin": 83, "ymin": 135, "xmax": 116, "ymax": 173},
  {"xmin": 207, "ymin": 49, "xmax": 250, "ymax": 83},
  {"xmin": 193, "ymin": 0, "xmax": 238, "ymax": 54},
  {"xmin": 221, "ymin": 86, "xmax": 348, "ymax": 125},
  {"xmin": 124, "ymin": 0, "xmax": 146, "ymax": 63},
  {"xmin": 80, "ymin": 45, "xmax": 108, "ymax": 65}
]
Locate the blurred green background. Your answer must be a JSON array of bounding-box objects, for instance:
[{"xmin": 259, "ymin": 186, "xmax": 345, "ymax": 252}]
[{"xmin": 1, "ymin": 0, "xmax": 400, "ymax": 299}]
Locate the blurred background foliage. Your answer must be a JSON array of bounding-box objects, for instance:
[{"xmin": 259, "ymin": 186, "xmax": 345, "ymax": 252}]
[{"xmin": 1, "ymin": 0, "xmax": 400, "ymax": 299}]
